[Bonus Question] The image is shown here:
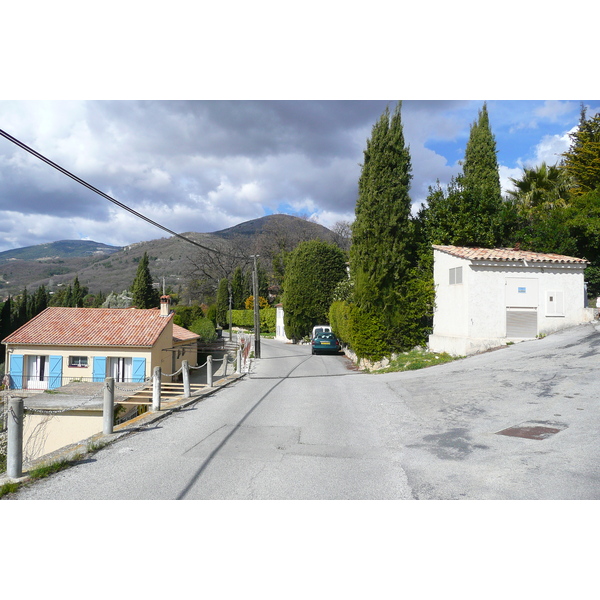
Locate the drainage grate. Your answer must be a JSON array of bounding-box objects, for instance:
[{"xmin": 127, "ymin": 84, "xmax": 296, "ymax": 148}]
[{"xmin": 496, "ymin": 420, "xmax": 567, "ymax": 440}]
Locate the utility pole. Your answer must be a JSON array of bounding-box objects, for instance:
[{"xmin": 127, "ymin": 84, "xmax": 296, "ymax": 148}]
[
  {"xmin": 251, "ymin": 254, "xmax": 261, "ymax": 358},
  {"xmin": 228, "ymin": 281, "xmax": 233, "ymax": 342}
]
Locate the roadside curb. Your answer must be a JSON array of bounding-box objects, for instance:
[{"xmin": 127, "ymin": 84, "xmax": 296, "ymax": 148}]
[{"xmin": 0, "ymin": 372, "xmax": 245, "ymax": 487}]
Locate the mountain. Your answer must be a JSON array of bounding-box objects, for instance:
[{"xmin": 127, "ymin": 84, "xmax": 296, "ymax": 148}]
[
  {"xmin": 0, "ymin": 240, "xmax": 122, "ymax": 263},
  {"xmin": 0, "ymin": 215, "xmax": 343, "ymax": 299}
]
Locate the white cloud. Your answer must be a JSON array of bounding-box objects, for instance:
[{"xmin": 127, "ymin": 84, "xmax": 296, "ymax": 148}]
[
  {"xmin": 534, "ymin": 101, "xmax": 578, "ymax": 122},
  {"xmin": 528, "ymin": 127, "xmax": 575, "ymax": 167}
]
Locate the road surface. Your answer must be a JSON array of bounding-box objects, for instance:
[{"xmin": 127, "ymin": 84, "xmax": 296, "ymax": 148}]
[{"xmin": 11, "ymin": 324, "xmax": 600, "ymax": 499}]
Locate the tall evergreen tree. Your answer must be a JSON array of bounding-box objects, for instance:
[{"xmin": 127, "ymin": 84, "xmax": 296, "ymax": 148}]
[
  {"xmin": 0, "ymin": 297, "xmax": 12, "ymax": 364},
  {"xmin": 130, "ymin": 252, "xmax": 160, "ymax": 309},
  {"xmin": 350, "ymin": 102, "xmax": 415, "ymax": 318},
  {"xmin": 231, "ymin": 266, "xmax": 246, "ymax": 309},
  {"xmin": 419, "ymin": 103, "xmax": 504, "ymax": 248},
  {"xmin": 562, "ymin": 106, "xmax": 600, "ymax": 196},
  {"xmin": 462, "ymin": 102, "xmax": 502, "ymax": 202},
  {"xmin": 216, "ymin": 278, "xmax": 230, "ymax": 326}
]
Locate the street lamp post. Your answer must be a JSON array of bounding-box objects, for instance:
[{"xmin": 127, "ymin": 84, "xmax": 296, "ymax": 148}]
[{"xmin": 251, "ymin": 254, "xmax": 261, "ymax": 358}]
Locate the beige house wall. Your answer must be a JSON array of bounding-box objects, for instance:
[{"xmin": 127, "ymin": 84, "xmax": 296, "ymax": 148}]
[{"xmin": 23, "ymin": 411, "xmax": 103, "ymax": 462}]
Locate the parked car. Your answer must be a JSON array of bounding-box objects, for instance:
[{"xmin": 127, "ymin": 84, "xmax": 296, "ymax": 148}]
[{"xmin": 311, "ymin": 332, "xmax": 341, "ymax": 355}]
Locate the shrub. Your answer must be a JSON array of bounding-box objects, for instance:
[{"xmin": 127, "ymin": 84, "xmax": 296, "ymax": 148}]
[
  {"xmin": 189, "ymin": 317, "xmax": 217, "ymax": 343},
  {"xmin": 347, "ymin": 305, "xmax": 389, "ymax": 361}
]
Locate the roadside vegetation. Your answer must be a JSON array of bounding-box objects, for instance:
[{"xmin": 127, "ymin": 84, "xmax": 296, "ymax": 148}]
[
  {"xmin": 371, "ymin": 349, "xmax": 460, "ymax": 373},
  {"xmin": 2, "ymin": 103, "xmax": 599, "ymax": 373},
  {"xmin": 0, "ymin": 438, "xmax": 108, "ymax": 499}
]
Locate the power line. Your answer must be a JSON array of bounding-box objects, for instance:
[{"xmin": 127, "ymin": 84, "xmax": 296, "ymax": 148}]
[{"xmin": 0, "ymin": 127, "xmax": 247, "ymax": 260}]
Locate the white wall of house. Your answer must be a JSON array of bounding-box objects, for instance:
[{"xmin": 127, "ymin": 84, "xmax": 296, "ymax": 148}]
[
  {"xmin": 429, "ymin": 249, "xmax": 593, "ymax": 356},
  {"xmin": 275, "ymin": 305, "xmax": 291, "ymax": 342}
]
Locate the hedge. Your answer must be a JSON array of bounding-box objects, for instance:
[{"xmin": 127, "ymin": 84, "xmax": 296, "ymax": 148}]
[
  {"xmin": 328, "ymin": 301, "xmax": 388, "ymax": 361},
  {"xmin": 230, "ymin": 307, "xmax": 276, "ymax": 332}
]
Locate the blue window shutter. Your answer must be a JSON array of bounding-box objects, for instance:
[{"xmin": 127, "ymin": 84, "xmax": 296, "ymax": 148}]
[
  {"xmin": 132, "ymin": 357, "xmax": 146, "ymax": 383},
  {"xmin": 49, "ymin": 355, "xmax": 63, "ymax": 389},
  {"xmin": 10, "ymin": 354, "xmax": 24, "ymax": 389},
  {"xmin": 93, "ymin": 356, "xmax": 107, "ymax": 382}
]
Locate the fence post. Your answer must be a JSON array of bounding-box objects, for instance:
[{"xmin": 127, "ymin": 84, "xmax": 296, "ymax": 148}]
[
  {"xmin": 182, "ymin": 360, "xmax": 190, "ymax": 398},
  {"xmin": 207, "ymin": 355, "xmax": 213, "ymax": 387},
  {"xmin": 223, "ymin": 355, "xmax": 228, "ymax": 377},
  {"xmin": 103, "ymin": 377, "xmax": 114, "ymax": 435},
  {"xmin": 236, "ymin": 348, "xmax": 242, "ymax": 374},
  {"xmin": 152, "ymin": 367, "xmax": 161, "ymax": 411},
  {"xmin": 7, "ymin": 397, "xmax": 24, "ymax": 479}
]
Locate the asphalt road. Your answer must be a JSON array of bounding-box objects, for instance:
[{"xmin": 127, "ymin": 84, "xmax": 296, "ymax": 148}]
[{"xmin": 11, "ymin": 324, "xmax": 600, "ymax": 500}]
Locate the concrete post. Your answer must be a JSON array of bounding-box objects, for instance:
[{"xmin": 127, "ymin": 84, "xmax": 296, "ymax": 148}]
[
  {"xmin": 182, "ymin": 360, "xmax": 190, "ymax": 398},
  {"xmin": 7, "ymin": 397, "xmax": 24, "ymax": 479},
  {"xmin": 152, "ymin": 367, "xmax": 161, "ymax": 411},
  {"xmin": 236, "ymin": 348, "xmax": 242, "ymax": 374},
  {"xmin": 223, "ymin": 355, "xmax": 228, "ymax": 377},
  {"xmin": 103, "ymin": 377, "xmax": 114, "ymax": 435},
  {"xmin": 207, "ymin": 355, "xmax": 213, "ymax": 387}
]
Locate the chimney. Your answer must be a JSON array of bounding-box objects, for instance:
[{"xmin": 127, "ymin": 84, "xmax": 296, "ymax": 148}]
[{"xmin": 160, "ymin": 295, "xmax": 171, "ymax": 317}]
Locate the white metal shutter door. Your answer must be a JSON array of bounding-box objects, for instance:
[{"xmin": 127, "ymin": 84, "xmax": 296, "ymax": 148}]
[{"xmin": 506, "ymin": 308, "xmax": 538, "ymax": 338}]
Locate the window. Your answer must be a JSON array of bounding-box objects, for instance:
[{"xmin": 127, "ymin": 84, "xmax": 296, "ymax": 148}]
[
  {"xmin": 69, "ymin": 356, "xmax": 88, "ymax": 368},
  {"xmin": 449, "ymin": 266, "xmax": 463, "ymax": 285}
]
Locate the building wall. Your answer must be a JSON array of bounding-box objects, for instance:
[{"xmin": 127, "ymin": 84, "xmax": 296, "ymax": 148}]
[
  {"xmin": 6, "ymin": 344, "xmax": 157, "ymax": 389},
  {"xmin": 275, "ymin": 306, "xmax": 291, "ymax": 342},
  {"xmin": 23, "ymin": 411, "xmax": 103, "ymax": 462},
  {"xmin": 429, "ymin": 249, "xmax": 592, "ymax": 356}
]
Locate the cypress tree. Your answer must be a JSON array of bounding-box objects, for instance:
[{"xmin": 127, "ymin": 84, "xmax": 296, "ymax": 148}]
[
  {"xmin": 131, "ymin": 252, "xmax": 160, "ymax": 309},
  {"xmin": 419, "ymin": 103, "xmax": 504, "ymax": 248},
  {"xmin": 462, "ymin": 102, "xmax": 502, "ymax": 202},
  {"xmin": 350, "ymin": 101, "xmax": 415, "ymax": 329},
  {"xmin": 216, "ymin": 278, "xmax": 230, "ymax": 326}
]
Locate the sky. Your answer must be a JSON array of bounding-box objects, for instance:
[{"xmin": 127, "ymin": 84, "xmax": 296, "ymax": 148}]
[{"xmin": 1, "ymin": 99, "xmax": 598, "ymax": 254}]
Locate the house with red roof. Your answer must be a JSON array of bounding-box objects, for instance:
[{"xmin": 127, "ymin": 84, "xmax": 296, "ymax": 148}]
[
  {"xmin": 428, "ymin": 246, "xmax": 594, "ymax": 356},
  {"xmin": 2, "ymin": 296, "xmax": 200, "ymax": 390}
]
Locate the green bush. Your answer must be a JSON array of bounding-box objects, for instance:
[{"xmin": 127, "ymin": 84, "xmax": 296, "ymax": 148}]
[
  {"xmin": 189, "ymin": 317, "xmax": 218, "ymax": 343},
  {"xmin": 329, "ymin": 301, "xmax": 388, "ymax": 361},
  {"xmin": 347, "ymin": 305, "xmax": 389, "ymax": 361},
  {"xmin": 229, "ymin": 308, "xmax": 276, "ymax": 332},
  {"xmin": 329, "ymin": 300, "xmax": 352, "ymax": 345}
]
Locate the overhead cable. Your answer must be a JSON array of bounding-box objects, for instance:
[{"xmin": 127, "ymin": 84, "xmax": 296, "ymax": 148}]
[{"xmin": 0, "ymin": 128, "xmax": 247, "ymax": 260}]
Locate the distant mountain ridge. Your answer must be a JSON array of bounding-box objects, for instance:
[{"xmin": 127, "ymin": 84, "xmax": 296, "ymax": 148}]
[
  {"xmin": 0, "ymin": 214, "xmax": 340, "ymax": 299},
  {"xmin": 0, "ymin": 240, "xmax": 122, "ymax": 263}
]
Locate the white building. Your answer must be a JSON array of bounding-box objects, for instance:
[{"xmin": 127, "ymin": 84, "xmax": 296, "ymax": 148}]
[
  {"xmin": 275, "ymin": 304, "xmax": 291, "ymax": 342},
  {"xmin": 428, "ymin": 245, "xmax": 594, "ymax": 356}
]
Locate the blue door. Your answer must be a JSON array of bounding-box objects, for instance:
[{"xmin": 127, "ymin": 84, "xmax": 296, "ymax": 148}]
[
  {"xmin": 10, "ymin": 354, "xmax": 24, "ymax": 389},
  {"xmin": 49, "ymin": 355, "xmax": 63, "ymax": 389},
  {"xmin": 132, "ymin": 357, "xmax": 146, "ymax": 383},
  {"xmin": 93, "ymin": 356, "xmax": 107, "ymax": 382}
]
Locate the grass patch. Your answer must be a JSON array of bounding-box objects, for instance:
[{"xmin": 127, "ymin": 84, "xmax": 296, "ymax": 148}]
[
  {"xmin": 28, "ymin": 458, "xmax": 75, "ymax": 480},
  {"xmin": 374, "ymin": 349, "xmax": 460, "ymax": 373},
  {"xmin": 0, "ymin": 481, "xmax": 20, "ymax": 498}
]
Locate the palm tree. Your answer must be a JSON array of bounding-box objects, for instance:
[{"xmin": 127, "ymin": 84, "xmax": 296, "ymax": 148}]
[{"xmin": 507, "ymin": 162, "xmax": 571, "ymax": 217}]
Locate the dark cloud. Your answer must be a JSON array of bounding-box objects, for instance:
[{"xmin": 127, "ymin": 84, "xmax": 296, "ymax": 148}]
[{"xmin": 0, "ymin": 100, "xmax": 586, "ymax": 252}]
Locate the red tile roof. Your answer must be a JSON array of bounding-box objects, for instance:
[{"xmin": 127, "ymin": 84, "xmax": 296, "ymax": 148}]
[
  {"xmin": 173, "ymin": 324, "xmax": 200, "ymax": 343},
  {"xmin": 2, "ymin": 307, "xmax": 176, "ymax": 347},
  {"xmin": 432, "ymin": 245, "xmax": 588, "ymax": 264}
]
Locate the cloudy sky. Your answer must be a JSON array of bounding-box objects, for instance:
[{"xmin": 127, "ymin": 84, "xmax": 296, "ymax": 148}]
[{"xmin": 1, "ymin": 99, "xmax": 597, "ymax": 254}]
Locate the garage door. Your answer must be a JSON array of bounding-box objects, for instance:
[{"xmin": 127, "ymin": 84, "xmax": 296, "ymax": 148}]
[{"xmin": 506, "ymin": 308, "xmax": 538, "ymax": 339}]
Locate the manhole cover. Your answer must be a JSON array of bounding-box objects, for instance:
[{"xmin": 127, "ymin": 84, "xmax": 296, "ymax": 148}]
[{"xmin": 496, "ymin": 420, "xmax": 567, "ymax": 440}]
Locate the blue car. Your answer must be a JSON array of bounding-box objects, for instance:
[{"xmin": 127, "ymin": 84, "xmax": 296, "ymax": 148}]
[{"xmin": 311, "ymin": 332, "xmax": 341, "ymax": 355}]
